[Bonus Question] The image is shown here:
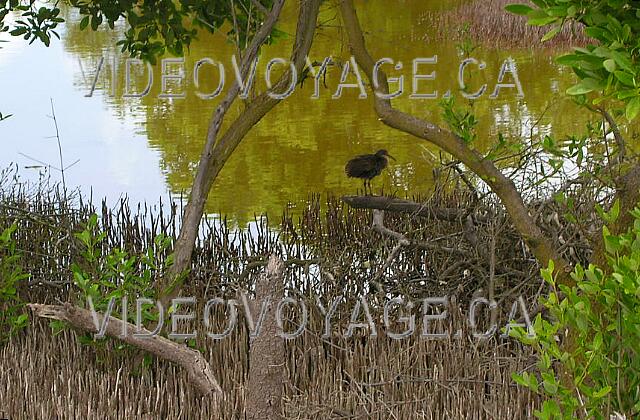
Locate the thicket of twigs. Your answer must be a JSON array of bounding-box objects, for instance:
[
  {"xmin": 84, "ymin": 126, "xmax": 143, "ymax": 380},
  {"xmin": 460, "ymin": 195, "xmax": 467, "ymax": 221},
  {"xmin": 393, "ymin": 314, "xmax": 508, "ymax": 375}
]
[
  {"xmin": 0, "ymin": 160, "xmax": 602, "ymax": 418},
  {"xmin": 424, "ymin": 0, "xmax": 589, "ymax": 49}
]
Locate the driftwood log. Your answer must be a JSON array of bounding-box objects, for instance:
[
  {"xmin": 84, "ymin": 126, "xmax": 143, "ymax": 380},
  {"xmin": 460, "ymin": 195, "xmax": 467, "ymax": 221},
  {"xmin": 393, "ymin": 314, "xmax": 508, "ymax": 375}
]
[
  {"xmin": 28, "ymin": 302, "xmax": 222, "ymax": 398},
  {"xmin": 341, "ymin": 195, "xmax": 482, "ymax": 222}
]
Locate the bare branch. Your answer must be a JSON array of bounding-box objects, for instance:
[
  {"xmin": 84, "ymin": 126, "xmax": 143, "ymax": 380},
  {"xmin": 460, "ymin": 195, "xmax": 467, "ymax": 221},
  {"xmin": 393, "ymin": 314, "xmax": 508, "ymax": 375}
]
[
  {"xmin": 229, "ymin": 0, "xmax": 242, "ymax": 59},
  {"xmin": 28, "ymin": 303, "xmax": 222, "ymax": 397},
  {"xmin": 342, "ymin": 195, "xmax": 481, "ymax": 222},
  {"xmin": 372, "ymin": 209, "xmax": 410, "ymax": 245},
  {"xmin": 596, "ymin": 106, "xmax": 626, "ymax": 164},
  {"xmin": 162, "ymin": 0, "xmax": 288, "ymax": 303},
  {"xmin": 371, "ymin": 210, "xmax": 410, "ymax": 282}
]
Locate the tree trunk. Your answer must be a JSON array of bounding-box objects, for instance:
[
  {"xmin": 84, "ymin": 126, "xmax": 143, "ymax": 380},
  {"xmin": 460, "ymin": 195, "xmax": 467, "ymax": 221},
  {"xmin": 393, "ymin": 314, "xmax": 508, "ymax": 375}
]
[
  {"xmin": 160, "ymin": 0, "xmax": 286, "ymax": 303},
  {"xmin": 160, "ymin": 0, "xmax": 323, "ymax": 304},
  {"xmin": 338, "ymin": 0, "xmax": 570, "ymax": 282},
  {"xmin": 245, "ymin": 256, "xmax": 286, "ymax": 420}
]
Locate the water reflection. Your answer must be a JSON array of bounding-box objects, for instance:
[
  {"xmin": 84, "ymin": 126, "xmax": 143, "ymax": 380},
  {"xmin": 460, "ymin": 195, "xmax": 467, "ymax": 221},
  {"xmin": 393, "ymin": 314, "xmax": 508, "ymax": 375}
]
[{"xmin": 0, "ymin": 1, "xmax": 595, "ymax": 225}]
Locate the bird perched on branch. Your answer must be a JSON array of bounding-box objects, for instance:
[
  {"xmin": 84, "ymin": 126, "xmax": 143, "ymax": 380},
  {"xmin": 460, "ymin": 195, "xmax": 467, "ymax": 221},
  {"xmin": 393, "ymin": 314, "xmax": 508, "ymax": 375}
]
[{"xmin": 345, "ymin": 149, "xmax": 395, "ymax": 195}]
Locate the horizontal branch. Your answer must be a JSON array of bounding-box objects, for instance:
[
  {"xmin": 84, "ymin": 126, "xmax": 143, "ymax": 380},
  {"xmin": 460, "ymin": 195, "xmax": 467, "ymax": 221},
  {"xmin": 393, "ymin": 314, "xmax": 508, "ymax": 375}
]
[
  {"xmin": 28, "ymin": 303, "xmax": 222, "ymax": 398},
  {"xmin": 341, "ymin": 195, "xmax": 483, "ymax": 222}
]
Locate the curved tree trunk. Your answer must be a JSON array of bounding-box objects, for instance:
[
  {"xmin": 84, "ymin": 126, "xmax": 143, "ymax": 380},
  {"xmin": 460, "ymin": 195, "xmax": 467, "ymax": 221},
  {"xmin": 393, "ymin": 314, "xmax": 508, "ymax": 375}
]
[
  {"xmin": 338, "ymin": 0, "xmax": 570, "ymax": 282},
  {"xmin": 160, "ymin": 0, "xmax": 323, "ymax": 304}
]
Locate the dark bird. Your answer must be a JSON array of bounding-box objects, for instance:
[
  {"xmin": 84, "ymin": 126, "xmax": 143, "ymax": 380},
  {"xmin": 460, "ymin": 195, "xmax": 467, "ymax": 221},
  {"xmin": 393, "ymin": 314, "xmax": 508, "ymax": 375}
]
[{"xmin": 345, "ymin": 149, "xmax": 395, "ymax": 195}]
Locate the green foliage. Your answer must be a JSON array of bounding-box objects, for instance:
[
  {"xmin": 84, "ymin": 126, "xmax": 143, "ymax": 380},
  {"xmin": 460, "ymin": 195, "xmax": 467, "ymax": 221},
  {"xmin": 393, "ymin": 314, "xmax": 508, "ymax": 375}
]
[
  {"xmin": 440, "ymin": 96, "xmax": 478, "ymax": 144},
  {"xmin": 455, "ymin": 22, "xmax": 478, "ymax": 57},
  {"xmin": 1, "ymin": 0, "xmax": 279, "ymax": 63},
  {"xmin": 507, "ymin": 1, "xmax": 640, "ymax": 120},
  {"xmin": 1, "ymin": 1, "xmax": 64, "ymax": 46},
  {"xmin": 64, "ymin": 214, "xmax": 171, "ymax": 337},
  {"xmin": 511, "ymin": 208, "xmax": 640, "ymax": 419},
  {"xmin": 0, "ymin": 223, "xmax": 29, "ymax": 343}
]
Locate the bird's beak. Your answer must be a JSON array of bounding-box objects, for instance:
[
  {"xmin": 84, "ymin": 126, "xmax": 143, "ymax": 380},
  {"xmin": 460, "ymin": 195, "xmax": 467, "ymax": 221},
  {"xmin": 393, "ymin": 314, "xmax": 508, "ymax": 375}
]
[{"xmin": 387, "ymin": 154, "xmax": 396, "ymax": 161}]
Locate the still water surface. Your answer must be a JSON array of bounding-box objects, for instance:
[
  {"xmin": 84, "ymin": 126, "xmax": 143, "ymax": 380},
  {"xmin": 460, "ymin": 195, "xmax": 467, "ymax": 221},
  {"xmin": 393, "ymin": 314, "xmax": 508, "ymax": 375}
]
[{"xmin": 0, "ymin": 1, "xmax": 593, "ymax": 225}]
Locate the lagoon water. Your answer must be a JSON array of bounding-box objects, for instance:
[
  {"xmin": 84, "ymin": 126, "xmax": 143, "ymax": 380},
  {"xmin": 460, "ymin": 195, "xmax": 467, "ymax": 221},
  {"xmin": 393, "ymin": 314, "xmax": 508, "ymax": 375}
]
[{"xmin": 0, "ymin": 1, "xmax": 592, "ymax": 225}]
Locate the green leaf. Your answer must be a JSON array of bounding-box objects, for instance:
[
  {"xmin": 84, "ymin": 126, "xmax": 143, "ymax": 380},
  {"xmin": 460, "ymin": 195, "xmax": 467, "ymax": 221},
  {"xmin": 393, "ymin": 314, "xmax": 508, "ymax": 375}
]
[
  {"xmin": 566, "ymin": 85, "xmax": 590, "ymax": 95},
  {"xmin": 512, "ymin": 372, "xmax": 530, "ymax": 388},
  {"xmin": 603, "ymin": 58, "xmax": 616, "ymax": 73},
  {"xmin": 566, "ymin": 77, "xmax": 604, "ymax": 96},
  {"xmin": 541, "ymin": 26, "xmax": 561, "ymax": 42},
  {"xmin": 505, "ymin": 4, "xmax": 534, "ymax": 16},
  {"xmin": 578, "ymin": 282, "xmax": 600, "ymax": 294},
  {"xmin": 593, "ymin": 385, "xmax": 612, "ymax": 398},
  {"xmin": 9, "ymin": 27, "xmax": 28, "ymax": 36},
  {"xmin": 592, "ymin": 332, "xmax": 603, "ymax": 350},
  {"xmin": 546, "ymin": 6, "xmax": 568, "ymax": 17},
  {"xmin": 610, "ymin": 199, "xmax": 620, "ymax": 222},
  {"xmin": 585, "ymin": 27, "xmax": 613, "ymax": 42},
  {"xmin": 540, "ymin": 400, "xmax": 561, "ymax": 417},
  {"xmin": 13, "ymin": 313, "xmax": 28, "ymax": 327},
  {"xmin": 617, "ymin": 89, "xmax": 639, "ymax": 100},
  {"xmin": 555, "ymin": 54, "xmax": 579, "ymax": 66},
  {"xmin": 614, "ymin": 71, "xmax": 635, "ymax": 87},
  {"xmin": 529, "ymin": 16, "xmax": 557, "ymax": 26},
  {"xmin": 80, "ymin": 15, "xmax": 89, "ymax": 30},
  {"xmin": 612, "ymin": 51, "xmax": 634, "ymax": 73},
  {"xmin": 542, "ymin": 379, "xmax": 558, "ymax": 395},
  {"xmin": 626, "ymin": 97, "xmax": 640, "ymax": 120}
]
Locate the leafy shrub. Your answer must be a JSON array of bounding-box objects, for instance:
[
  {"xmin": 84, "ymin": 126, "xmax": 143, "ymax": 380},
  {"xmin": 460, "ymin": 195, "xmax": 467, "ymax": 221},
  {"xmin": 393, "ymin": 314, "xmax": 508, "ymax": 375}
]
[
  {"xmin": 511, "ymin": 206, "xmax": 640, "ymax": 419},
  {"xmin": 507, "ymin": 1, "xmax": 640, "ymax": 121},
  {"xmin": 55, "ymin": 214, "xmax": 172, "ymax": 339},
  {"xmin": 0, "ymin": 223, "xmax": 29, "ymax": 343}
]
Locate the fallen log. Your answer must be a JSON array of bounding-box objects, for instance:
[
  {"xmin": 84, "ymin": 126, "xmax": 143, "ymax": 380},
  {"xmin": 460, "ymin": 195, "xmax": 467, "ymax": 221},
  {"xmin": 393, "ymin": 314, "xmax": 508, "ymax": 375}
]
[
  {"xmin": 28, "ymin": 302, "xmax": 222, "ymax": 398},
  {"xmin": 341, "ymin": 195, "xmax": 478, "ymax": 222}
]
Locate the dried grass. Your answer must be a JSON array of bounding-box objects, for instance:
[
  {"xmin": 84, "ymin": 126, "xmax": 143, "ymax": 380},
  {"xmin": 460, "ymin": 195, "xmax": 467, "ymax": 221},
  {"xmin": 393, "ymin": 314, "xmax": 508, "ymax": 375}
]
[
  {"xmin": 423, "ymin": 0, "xmax": 590, "ymax": 50},
  {"xmin": 0, "ymin": 170, "xmax": 593, "ymax": 418}
]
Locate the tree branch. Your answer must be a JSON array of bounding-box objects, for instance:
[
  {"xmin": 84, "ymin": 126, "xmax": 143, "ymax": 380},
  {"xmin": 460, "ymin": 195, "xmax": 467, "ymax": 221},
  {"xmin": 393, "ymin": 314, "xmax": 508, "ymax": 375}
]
[
  {"xmin": 595, "ymin": 106, "xmax": 626, "ymax": 165},
  {"xmin": 27, "ymin": 303, "xmax": 222, "ymax": 397},
  {"xmin": 250, "ymin": 0, "xmax": 269, "ymax": 15},
  {"xmin": 338, "ymin": 0, "xmax": 570, "ymax": 281},
  {"xmin": 342, "ymin": 195, "xmax": 486, "ymax": 222},
  {"xmin": 591, "ymin": 162, "xmax": 640, "ymax": 268}
]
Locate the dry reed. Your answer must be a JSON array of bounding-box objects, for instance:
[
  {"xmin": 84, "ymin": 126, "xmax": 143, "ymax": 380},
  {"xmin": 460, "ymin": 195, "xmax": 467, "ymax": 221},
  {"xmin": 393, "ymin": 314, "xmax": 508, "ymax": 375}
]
[
  {"xmin": 424, "ymin": 0, "xmax": 590, "ymax": 50},
  {"xmin": 0, "ymin": 168, "xmax": 593, "ymax": 418}
]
